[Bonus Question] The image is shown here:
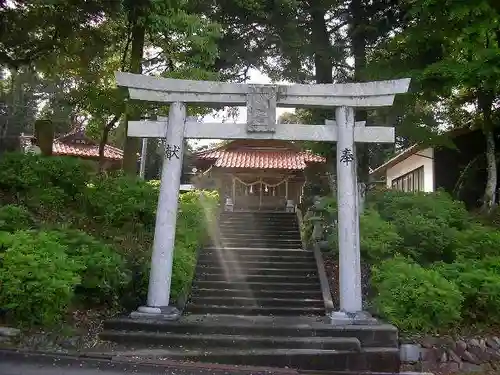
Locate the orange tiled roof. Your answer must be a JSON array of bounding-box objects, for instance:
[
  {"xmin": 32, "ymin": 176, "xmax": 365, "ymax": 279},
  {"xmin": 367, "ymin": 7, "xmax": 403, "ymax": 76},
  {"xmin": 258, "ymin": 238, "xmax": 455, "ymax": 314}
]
[
  {"xmin": 21, "ymin": 130, "xmax": 124, "ymax": 160},
  {"xmin": 52, "ymin": 141, "xmax": 123, "ymax": 160},
  {"xmin": 197, "ymin": 149, "xmax": 325, "ymax": 170}
]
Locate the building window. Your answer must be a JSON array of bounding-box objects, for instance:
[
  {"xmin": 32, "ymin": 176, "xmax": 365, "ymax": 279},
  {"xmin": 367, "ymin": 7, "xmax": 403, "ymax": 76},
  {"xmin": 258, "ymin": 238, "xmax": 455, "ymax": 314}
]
[{"xmin": 391, "ymin": 166, "xmax": 425, "ymax": 192}]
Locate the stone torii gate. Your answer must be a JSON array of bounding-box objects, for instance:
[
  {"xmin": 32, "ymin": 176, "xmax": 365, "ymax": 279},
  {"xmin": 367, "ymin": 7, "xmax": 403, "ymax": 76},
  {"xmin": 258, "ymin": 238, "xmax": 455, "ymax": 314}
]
[{"xmin": 115, "ymin": 72, "xmax": 410, "ymax": 321}]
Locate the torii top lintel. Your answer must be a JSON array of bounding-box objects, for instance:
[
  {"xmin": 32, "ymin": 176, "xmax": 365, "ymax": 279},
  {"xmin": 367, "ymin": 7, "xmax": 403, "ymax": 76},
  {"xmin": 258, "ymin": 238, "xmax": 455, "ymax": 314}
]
[{"xmin": 115, "ymin": 72, "xmax": 410, "ymax": 109}]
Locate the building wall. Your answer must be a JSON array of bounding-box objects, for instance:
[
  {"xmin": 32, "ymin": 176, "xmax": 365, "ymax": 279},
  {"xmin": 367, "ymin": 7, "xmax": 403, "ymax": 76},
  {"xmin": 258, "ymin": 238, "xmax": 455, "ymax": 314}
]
[{"xmin": 385, "ymin": 148, "xmax": 435, "ymax": 192}]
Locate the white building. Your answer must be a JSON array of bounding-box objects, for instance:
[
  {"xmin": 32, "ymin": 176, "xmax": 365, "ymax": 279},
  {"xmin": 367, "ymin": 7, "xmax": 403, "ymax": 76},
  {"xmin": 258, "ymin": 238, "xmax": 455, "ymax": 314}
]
[{"xmin": 370, "ymin": 145, "xmax": 435, "ymax": 193}]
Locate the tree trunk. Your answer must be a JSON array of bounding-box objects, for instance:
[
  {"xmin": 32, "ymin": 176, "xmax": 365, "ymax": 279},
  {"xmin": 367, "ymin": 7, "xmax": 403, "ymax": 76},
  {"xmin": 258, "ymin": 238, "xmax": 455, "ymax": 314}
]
[
  {"xmin": 121, "ymin": 2, "xmax": 147, "ymax": 175},
  {"xmin": 483, "ymin": 129, "xmax": 497, "ymax": 212},
  {"xmin": 98, "ymin": 114, "xmax": 121, "ymax": 173},
  {"xmin": 349, "ymin": 0, "xmax": 370, "ymax": 184},
  {"xmin": 308, "ymin": 2, "xmax": 336, "ymax": 194},
  {"xmin": 478, "ymin": 90, "xmax": 497, "ymax": 213}
]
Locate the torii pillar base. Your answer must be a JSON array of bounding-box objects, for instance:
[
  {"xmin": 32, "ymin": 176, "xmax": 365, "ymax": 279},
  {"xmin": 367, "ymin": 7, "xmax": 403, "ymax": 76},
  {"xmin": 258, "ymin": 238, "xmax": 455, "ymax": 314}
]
[
  {"xmin": 130, "ymin": 306, "xmax": 181, "ymax": 321},
  {"xmin": 330, "ymin": 310, "xmax": 379, "ymax": 326}
]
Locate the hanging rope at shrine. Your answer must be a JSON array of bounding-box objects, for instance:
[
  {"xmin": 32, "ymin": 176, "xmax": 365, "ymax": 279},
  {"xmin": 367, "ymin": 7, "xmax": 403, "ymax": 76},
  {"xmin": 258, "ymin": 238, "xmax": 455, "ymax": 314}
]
[
  {"xmin": 232, "ymin": 175, "xmax": 289, "ymax": 196},
  {"xmin": 232, "ymin": 175, "xmax": 289, "ymax": 188}
]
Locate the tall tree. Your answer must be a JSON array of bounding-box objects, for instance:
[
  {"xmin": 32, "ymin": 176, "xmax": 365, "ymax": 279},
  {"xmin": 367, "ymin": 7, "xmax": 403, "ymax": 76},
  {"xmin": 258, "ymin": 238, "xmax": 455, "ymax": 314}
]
[
  {"xmin": 370, "ymin": 0, "xmax": 500, "ymax": 211},
  {"xmin": 0, "ymin": 1, "xmax": 119, "ymax": 69}
]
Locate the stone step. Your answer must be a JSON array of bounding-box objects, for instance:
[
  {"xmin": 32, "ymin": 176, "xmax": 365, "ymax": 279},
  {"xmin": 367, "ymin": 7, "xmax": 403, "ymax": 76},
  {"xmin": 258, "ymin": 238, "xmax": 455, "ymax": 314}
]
[
  {"xmin": 189, "ymin": 296, "xmax": 324, "ymax": 308},
  {"xmin": 191, "ymin": 288, "xmax": 323, "ymax": 299},
  {"xmin": 196, "ymin": 273, "xmax": 319, "ymax": 283},
  {"xmin": 193, "ymin": 281, "xmax": 321, "ymax": 291},
  {"xmin": 218, "ymin": 236, "xmax": 302, "ymax": 242},
  {"xmin": 212, "ymin": 242, "xmax": 303, "ymax": 249},
  {"xmin": 215, "ymin": 243, "xmax": 304, "ymax": 250},
  {"xmin": 217, "ymin": 232, "xmax": 301, "ymax": 239},
  {"xmin": 96, "ymin": 346, "xmax": 400, "ymax": 372},
  {"xmin": 196, "ymin": 260, "xmax": 317, "ymax": 270},
  {"xmin": 220, "ymin": 212, "xmax": 297, "ymax": 216},
  {"xmin": 218, "ymin": 225, "xmax": 300, "ymax": 232},
  {"xmin": 221, "ymin": 222, "xmax": 298, "ymax": 226},
  {"xmin": 197, "ymin": 253, "xmax": 315, "ymax": 263},
  {"xmin": 220, "ymin": 220, "xmax": 299, "ymax": 225},
  {"xmin": 203, "ymin": 247, "xmax": 311, "ymax": 256},
  {"xmin": 195, "ymin": 266, "xmax": 318, "ymax": 276},
  {"xmin": 220, "ymin": 215, "xmax": 298, "ymax": 221},
  {"xmin": 218, "ymin": 226, "xmax": 300, "ymax": 233},
  {"xmin": 100, "ymin": 331, "xmax": 360, "ymax": 351},
  {"xmin": 103, "ymin": 316, "xmax": 399, "ymax": 348},
  {"xmin": 187, "ymin": 304, "xmax": 325, "ymax": 316}
]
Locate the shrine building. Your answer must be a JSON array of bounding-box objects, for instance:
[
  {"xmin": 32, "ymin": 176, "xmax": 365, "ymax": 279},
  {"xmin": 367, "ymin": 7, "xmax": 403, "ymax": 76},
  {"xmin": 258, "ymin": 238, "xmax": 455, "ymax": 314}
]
[
  {"xmin": 192, "ymin": 140, "xmax": 326, "ymax": 211},
  {"xmin": 20, "ymin": 129, "xmax": 123, "ymax": 171}
]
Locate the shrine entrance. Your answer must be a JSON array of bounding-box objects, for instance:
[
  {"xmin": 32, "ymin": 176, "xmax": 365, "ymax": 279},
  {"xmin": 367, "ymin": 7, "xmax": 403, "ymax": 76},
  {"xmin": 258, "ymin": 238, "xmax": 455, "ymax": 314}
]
[
  {"xmin": 233, "ymin": 175, "xmax": 289, "ymax": 211},
  {"xmin": 115, "ymin": 71, "xmax": 410, "ymax": 319},
  {"xmin": 192, "ymin": 139, "xmax": 327, "ymax": 212}
]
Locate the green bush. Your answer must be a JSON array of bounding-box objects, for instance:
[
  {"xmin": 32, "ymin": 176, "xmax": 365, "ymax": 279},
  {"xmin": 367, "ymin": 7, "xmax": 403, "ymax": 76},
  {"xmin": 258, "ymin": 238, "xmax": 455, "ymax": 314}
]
[
  {"xmin": 359, "ymin": 209, "xmax": 403, "ymax": 262},
  {"xmin": 84, "ymin": 176, "xmax": 158, "ymax": 229},
  {"xmin": 47, "ymin": 229, "xmax": 131, "ymax": 306},
  {"xmin": 325, "ymin": 208, "xmax": 402, "ymax": 262},
  {"xmin": 389, "ymin": 210, "xmax": 459, "ymax": 265},
  {"xmin": 0, "ymin": 153, "xmax": 92, "ymax": 200},
  {"xmin": 0, "ymin": 154, "xmax": 219, "ymax": 324},
  {"xmin": 0, "ymin": 231, "xmax": 82, "ymax": 326},
  {"xmin": 435, "ymin": 258, "xmax": 500, "ymax": 323},
  {"xmin": 122, "ymin": 190, "xmax": 219, "ymax": 306},
  {"xmin": 370, "ymin": 189, "xmax": 471, "ymax": 230},
  {"xmin": 0, "ymin": 205, "xmax": 34, "ymax": 232},
  {"xmin": 371, "ymin": 257, "xmax": 463, "ymax": 333},
  {"xmin": 452, "ymin": 224, "xmax": 500, "ymax": 260}
]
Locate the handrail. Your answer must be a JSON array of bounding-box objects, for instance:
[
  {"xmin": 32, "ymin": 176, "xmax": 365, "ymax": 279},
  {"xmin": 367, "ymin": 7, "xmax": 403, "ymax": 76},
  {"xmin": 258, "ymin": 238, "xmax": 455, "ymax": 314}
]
[
  {"xmin": 312, "ymin": 241, "xmax": 335, "ymax": 314},
  {"xmin": 296, "ymin": 208, "xmax": 335, "ymax": 315}
]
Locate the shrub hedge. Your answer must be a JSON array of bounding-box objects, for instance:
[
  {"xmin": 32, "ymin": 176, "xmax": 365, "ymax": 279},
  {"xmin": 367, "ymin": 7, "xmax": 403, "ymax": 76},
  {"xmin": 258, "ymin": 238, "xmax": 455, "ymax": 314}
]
[
  {"xmin": 0, "ymin": 153, "xmax": 218, "ymax": 327},
  {"xmin": 372, "ymin": 257, "xmax": 463, "ymax": 333},
  {"xmin": 305, "ymin": 188, "xmax": 500, "ymax": 333}
]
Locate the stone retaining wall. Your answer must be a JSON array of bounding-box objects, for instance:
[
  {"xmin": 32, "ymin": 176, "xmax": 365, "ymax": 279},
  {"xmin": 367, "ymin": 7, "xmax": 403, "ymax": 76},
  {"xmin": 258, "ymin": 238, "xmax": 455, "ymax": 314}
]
[{"xmin": 401, "ymin": 336, "xmax": 500, "ymax": 373}]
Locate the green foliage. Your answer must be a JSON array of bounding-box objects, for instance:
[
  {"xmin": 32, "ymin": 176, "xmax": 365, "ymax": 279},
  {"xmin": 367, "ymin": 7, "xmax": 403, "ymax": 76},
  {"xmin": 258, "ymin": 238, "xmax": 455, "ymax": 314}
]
[
  {"xmin": 389, "ymin": 211, "xmax": 459, "ymax": 265},
  {"xmin": 452, "ymin": 225, "xmax": 500, "ymax": 260},
  {"xmin": 46, "ymin": 229, "xmax": 131, "ymax": 306},
  {"xmin": 0, "ymin": 231, "xmax": 82, "ymax": 326},
  {"xmin": 128, "ymin": 190, "xmax": 219, "ymax": 306},
  {"xmin": 358, "ymin": 209, "xmax": 403, "ymax": 263},
  {"xmin": 370, "ymin": 189, "xmax": 470, "ymax": 230},
  {"xmin": 304, "ymin": 196, "xmax": 402, "ymax": 262},
  {"xmin": 372, "ymin": 257, "xmax": 463, "ymax": 333},
  {"xmin": 0, "ymin": 205, "xmax": 34, "ymax": 232},
  {"xmin": 0, "ymin": 155, "xmax": 218, "ymax": 326},
  {"xmin": 85, "ymin": 175, "xmax": 158, "ymax": 230},
  {"xmin": 0, "ymin": 153, "xmax": 93, "ymax": 211},
  {"xmin": 368, "ymin": 190, "xmax": 470, "ymax": 264},
  {"xmin": 306, "ymin": 189, "xmax": 500, "ymax": 333},
  {"xmin": 435, "ymin": 258, "xmax": 500, "ymax": 323}
]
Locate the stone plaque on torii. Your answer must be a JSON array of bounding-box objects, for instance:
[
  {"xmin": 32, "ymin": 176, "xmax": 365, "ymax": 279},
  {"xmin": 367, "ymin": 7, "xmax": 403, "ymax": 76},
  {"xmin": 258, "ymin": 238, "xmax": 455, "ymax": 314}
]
[{"xmin": 115, "ymin": 72, "xmax": 410, "ymax": 321}]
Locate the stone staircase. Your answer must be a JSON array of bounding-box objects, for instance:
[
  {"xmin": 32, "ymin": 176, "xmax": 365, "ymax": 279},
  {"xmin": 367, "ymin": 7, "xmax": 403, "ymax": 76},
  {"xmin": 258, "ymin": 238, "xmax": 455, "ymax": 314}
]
[
  {"xmin": 187, "ymin": 211, "xmax": 324, "ymax": 316},
  {"xmin": 101, "ymin": 211, "xmax": 400, "ymax": 373}
]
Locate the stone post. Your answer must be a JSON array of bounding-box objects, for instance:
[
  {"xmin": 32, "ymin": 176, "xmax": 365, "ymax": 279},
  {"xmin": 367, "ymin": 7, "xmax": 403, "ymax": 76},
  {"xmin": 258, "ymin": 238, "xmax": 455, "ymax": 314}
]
[
  {"xmin": 335, "ymin": 106, "xmax": 363, "ymax": 314},
  {"xmin": 133, "ymin": 102, "xmax": 186, "ymax": 319},
  {"xmin": 139, "ymin": 138, "xmax": 148, "ymax": 178},
  {"xmin": 34, "ymin": 119, "xmax": 54, "ymax": 156}
]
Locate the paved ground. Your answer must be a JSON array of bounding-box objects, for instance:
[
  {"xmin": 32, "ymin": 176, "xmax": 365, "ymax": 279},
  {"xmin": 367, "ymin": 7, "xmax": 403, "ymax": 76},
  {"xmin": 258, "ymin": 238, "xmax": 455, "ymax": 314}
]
[
  {"xmin": 0, "ymin": 350, "xmax": 299, "ymax": 375},
  {"xmin": 0, "ymin": 360, "xmax": 239, "ymax": 375}
]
